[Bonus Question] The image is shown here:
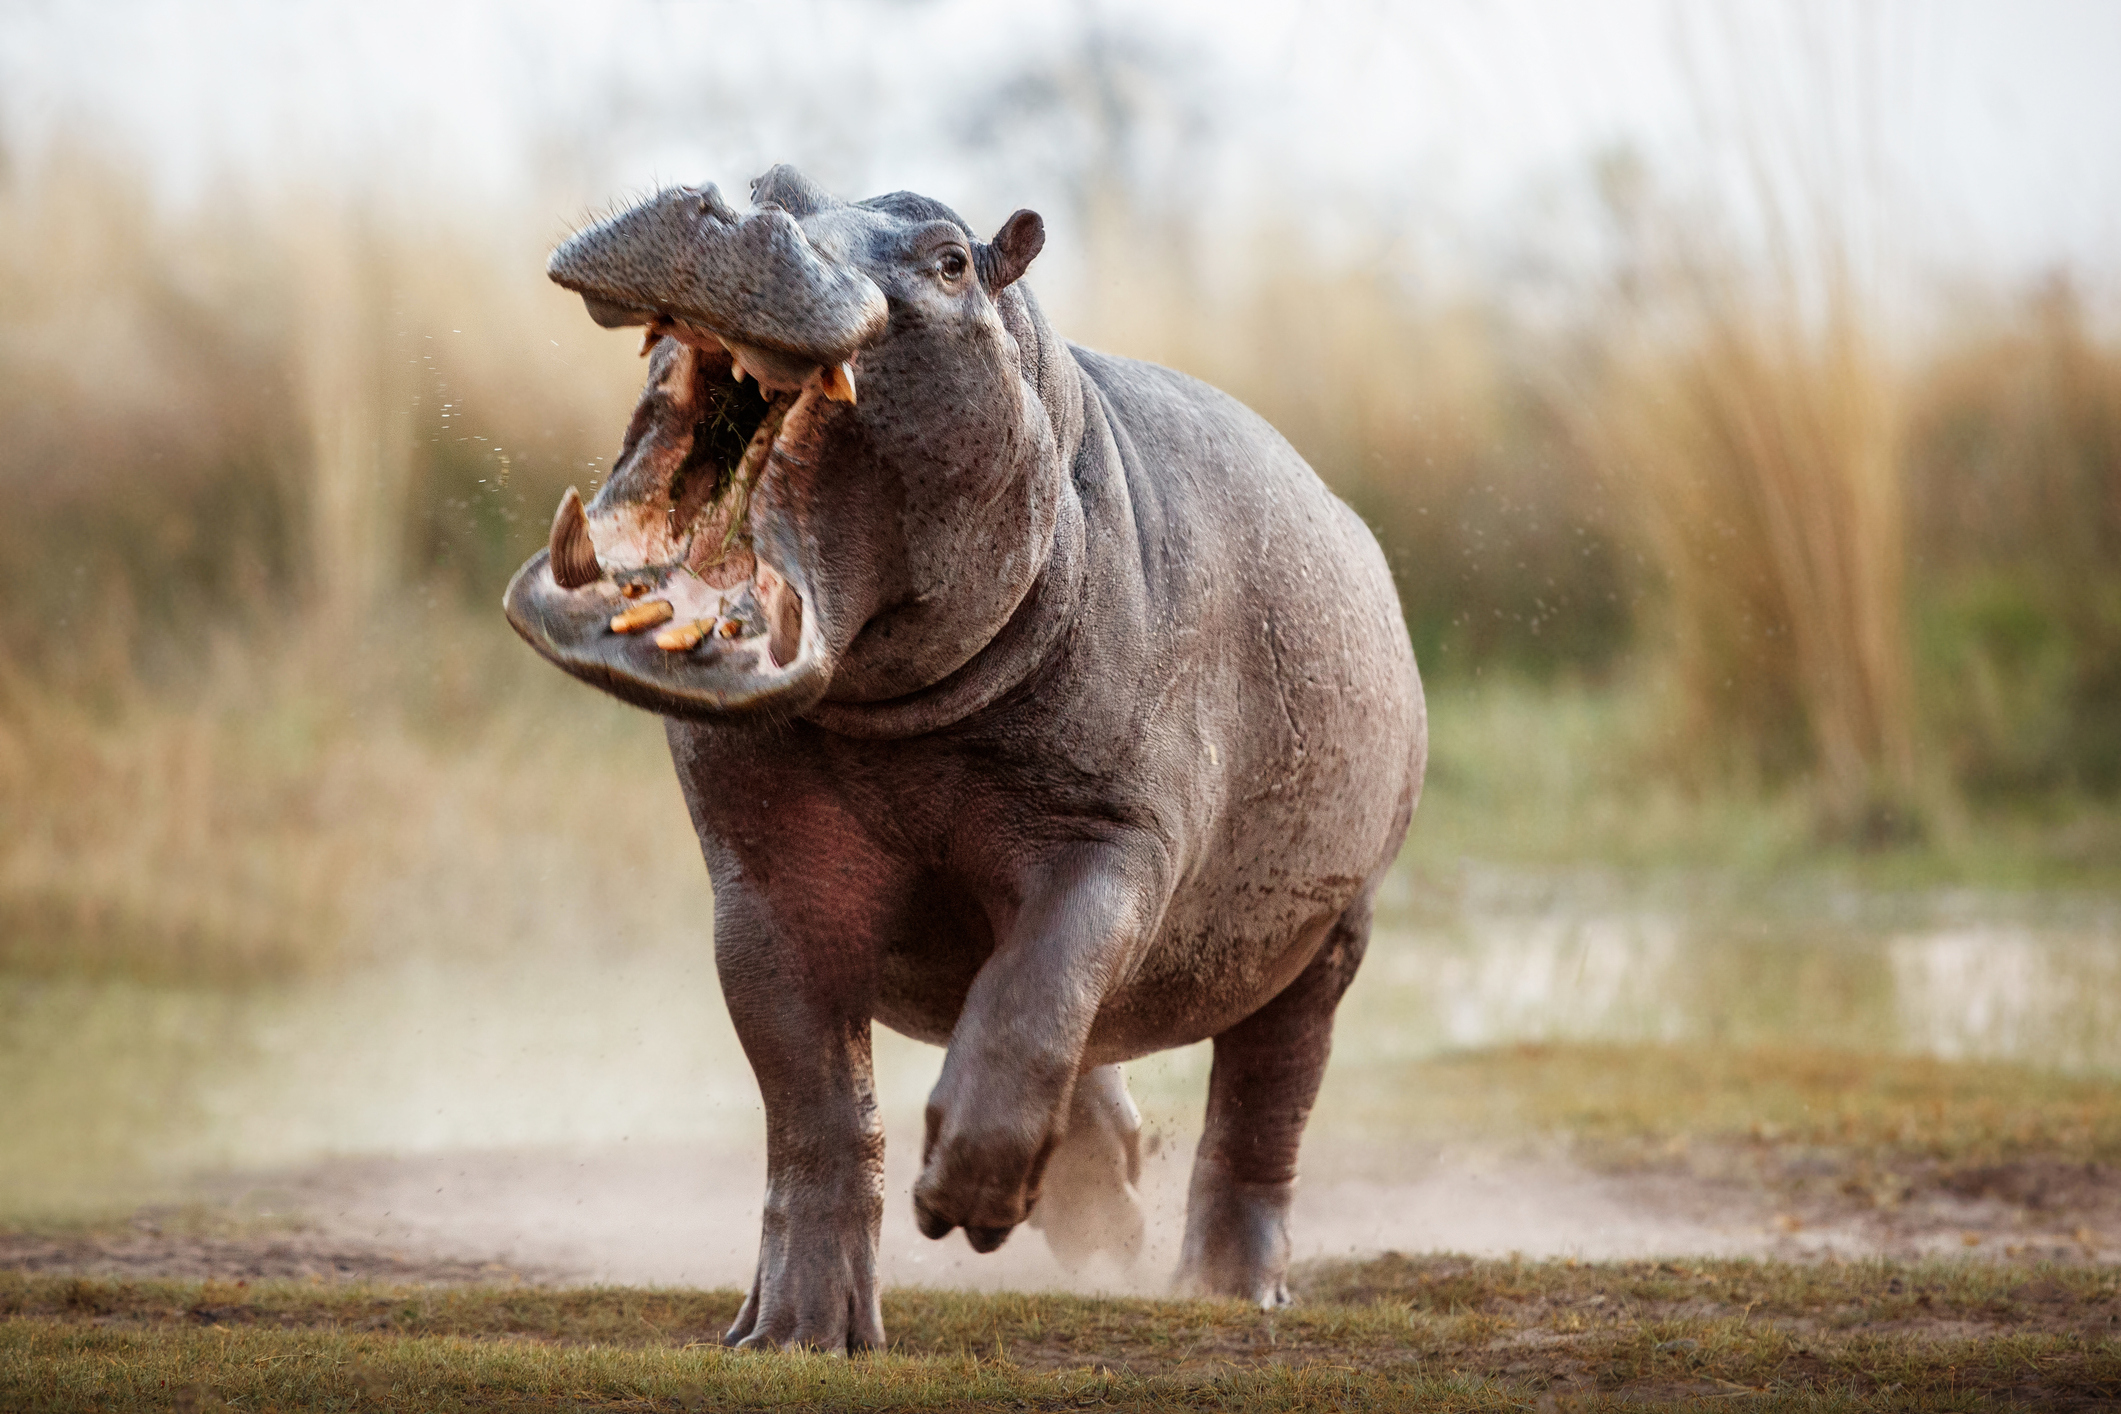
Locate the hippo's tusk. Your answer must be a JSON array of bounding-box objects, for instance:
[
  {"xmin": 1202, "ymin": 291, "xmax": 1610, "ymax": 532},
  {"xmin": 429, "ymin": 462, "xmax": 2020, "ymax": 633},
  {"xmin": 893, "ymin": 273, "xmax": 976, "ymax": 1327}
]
[
  {"xmin": 729, "ymin": 352, "xmax": 747, "ymax": 384},
  {"xmin": 610, "ymin": 599, "xmax": 675, "ymax": 634},
  {"xmin": 822, "ymin": 361, "xmax": 857, "ymax": 404},
  {"xmin": 549, "ymin": 486, "xmax": 601, "ymax": 589},
  {"xmin": 756, "ymin": 564, "xmax": 802, "ymax": 667}
]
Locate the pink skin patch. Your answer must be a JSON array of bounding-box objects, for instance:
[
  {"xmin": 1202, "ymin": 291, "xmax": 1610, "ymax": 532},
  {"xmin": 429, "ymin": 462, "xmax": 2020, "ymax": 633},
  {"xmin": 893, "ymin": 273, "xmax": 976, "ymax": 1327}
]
[{"xmin": 575, "ymin": 347, "xmax": 831, "ymax": 653}]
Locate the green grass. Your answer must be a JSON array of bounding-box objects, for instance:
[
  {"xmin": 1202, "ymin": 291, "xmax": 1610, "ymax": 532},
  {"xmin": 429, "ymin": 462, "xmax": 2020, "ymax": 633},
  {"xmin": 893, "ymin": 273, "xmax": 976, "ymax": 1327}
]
[
  {"xmin": 10, "ymin": 1041, "xmax": 2121, "ymax": 1406},
  {"xmin": 3, "ymin": 1260, "xmax": 2116, "ymax": 1411},
  {"xmin": 1409, "ymin": 675, "xmax": 2121, "ymax": 888},
  {"xmin": 1329, "ymin": 1043, "xmax": 2121, "ymax": 1167}
]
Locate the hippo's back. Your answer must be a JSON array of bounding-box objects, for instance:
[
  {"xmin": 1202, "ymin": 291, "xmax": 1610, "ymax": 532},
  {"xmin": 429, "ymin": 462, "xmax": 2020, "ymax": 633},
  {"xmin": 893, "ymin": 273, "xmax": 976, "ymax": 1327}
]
[{"xmin": 1069, "ymin": 347, "xmax": 1425, "ymax": 1052}]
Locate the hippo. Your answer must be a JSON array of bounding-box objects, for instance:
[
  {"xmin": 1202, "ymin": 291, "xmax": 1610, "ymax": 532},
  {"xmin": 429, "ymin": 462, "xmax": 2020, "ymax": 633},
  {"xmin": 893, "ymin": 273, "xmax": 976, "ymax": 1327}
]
[{"xmin": 503, "ymin": 166, "xmax": 1424, "ymax": 1352}]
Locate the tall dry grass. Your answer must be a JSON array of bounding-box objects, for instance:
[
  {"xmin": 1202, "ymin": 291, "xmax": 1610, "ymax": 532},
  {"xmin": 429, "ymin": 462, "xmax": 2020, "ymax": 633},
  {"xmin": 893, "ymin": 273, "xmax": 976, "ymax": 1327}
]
[
  {"xmin": 0, "ymin": 606, "xmax": 708, "ymax": 982},
  {"xmin": 1068, "ymin": 226, "xmax": 1632, "ymax": 678},
  {"xmin": 4, "ymin": 141, "xmax": 2121, "ymax": 985},
  {"xmin": 1582, "ymin": 271, "xmax": 1917, "ymax": 836},
  {"xmin": 0, "ymin": 146, "xmax": 638, "ymax": 670},
  {"xmin": 0, "ymin": 149, "xmax": 698, "ymax": 979}
]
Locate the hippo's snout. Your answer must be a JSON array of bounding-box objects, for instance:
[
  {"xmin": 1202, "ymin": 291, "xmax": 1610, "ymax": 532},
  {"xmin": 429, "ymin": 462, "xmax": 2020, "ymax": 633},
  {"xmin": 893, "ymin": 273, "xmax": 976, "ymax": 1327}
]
[{"xmin": 546, "ymin": 180, "xmax": 886, "ymax": 377}]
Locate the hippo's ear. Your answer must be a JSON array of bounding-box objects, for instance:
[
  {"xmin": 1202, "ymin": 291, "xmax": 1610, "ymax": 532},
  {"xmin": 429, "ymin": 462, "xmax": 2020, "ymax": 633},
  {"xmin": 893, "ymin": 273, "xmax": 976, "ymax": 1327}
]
[{"xmin": 978, "ymin": 209, "xmax": 1045, "ymax": 292}]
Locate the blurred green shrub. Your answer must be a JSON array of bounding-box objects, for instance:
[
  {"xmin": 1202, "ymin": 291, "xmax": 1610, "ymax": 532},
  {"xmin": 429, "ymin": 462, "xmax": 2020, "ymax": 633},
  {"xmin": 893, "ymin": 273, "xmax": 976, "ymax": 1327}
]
[{"xmin": 1908, "ymin": 279, "xmax": 2121, "ymax": 805}]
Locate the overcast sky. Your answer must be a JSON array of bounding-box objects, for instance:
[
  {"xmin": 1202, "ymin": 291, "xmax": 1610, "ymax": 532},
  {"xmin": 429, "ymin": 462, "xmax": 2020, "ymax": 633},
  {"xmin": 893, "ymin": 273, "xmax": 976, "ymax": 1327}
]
[{"xmin": 3, "ymin": 0, "xmax": 2116, "ymax": 295}]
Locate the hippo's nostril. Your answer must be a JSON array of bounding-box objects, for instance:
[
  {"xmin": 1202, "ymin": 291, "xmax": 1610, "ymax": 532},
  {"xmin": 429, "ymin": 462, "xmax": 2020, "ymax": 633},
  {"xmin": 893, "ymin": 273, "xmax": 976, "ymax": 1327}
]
[
  {"xmin": 548, "ymin": 486, "xmax": 600, "ymax": 589},
  {"xmin": 964, "ymin": 1225, "xmax": 1013, "ymax": 1254}
]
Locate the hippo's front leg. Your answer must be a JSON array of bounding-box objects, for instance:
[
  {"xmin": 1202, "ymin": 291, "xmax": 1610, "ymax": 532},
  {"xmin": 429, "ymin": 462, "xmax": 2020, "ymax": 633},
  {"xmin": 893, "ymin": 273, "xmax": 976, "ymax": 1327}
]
[
  {"xmin": 712, "ymin": 894, "xmax": 885, "ymax": 1353},
  {"xmin": 913, "ymin": 844, "xmax": 1165, "ymax": 1251}
]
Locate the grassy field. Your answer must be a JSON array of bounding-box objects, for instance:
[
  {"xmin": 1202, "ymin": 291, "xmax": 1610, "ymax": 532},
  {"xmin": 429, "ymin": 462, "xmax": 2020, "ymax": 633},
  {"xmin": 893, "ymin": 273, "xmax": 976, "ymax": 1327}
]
[
  {"xmin": 6, "ymin": 1041, "xmax": 2119, "ymax": 1408},
  {"xmin": 1326, "ymin": 1042, "xmax": 2121, "ymax": 1170},
  {"xmin": 5, "ymin": 1256, "xmax": 2118, "ymax": 1411}
]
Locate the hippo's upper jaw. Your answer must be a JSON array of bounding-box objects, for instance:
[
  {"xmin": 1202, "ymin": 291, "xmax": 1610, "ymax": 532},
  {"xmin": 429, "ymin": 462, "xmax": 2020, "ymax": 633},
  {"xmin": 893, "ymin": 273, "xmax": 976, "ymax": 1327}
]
[
  {"xmin": 508, "ymin": 165, "xmax": 1058, "ymax": 723},
  {"xmin": 545, "ymin": 170, "xmax": 886, "ymax": 389}
]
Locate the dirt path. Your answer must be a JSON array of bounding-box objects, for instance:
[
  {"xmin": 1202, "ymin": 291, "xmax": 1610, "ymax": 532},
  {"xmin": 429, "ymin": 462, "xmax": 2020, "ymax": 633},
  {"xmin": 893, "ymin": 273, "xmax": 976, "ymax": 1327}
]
[{"xmin": 8, "ymin": 1130, "xmax": 2113, "ymax": 1288}]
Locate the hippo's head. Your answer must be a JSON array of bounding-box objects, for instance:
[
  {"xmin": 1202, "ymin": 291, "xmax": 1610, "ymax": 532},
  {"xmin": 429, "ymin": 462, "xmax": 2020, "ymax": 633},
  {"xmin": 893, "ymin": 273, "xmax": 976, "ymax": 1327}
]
[{"xmin": 504, "ymin": 165, "xmax": 1060, "ymax": 720}]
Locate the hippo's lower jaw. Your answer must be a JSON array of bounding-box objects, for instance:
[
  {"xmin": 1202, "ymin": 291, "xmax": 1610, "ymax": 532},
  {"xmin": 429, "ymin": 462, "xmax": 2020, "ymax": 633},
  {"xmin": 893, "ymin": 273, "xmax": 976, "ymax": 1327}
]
[
  {"xmin": 502, "ymin": 546, "xmax": 829, "ymax": 718},
  {"xmin": 500, "ymin": 341, "xmax": 839, "ymax": 719}
]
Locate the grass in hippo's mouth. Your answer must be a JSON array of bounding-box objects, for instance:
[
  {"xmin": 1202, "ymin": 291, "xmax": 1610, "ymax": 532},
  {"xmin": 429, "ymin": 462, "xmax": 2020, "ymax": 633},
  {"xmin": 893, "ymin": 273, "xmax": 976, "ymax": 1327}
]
[
  {"xmin": 5, "ymin": 1260, "xmax": 2119, "ymax": 1411},
  {"xmin": 666, "ymin": 373, "xmax": 774, "ymax": 514}
]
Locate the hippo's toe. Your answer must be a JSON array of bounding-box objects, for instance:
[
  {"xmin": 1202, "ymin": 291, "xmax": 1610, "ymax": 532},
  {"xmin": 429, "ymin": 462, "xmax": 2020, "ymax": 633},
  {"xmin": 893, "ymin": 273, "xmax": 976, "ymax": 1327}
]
[{"xmin": 963, "ymin": 1224, "xmax": 1014, "ymax": 1254}]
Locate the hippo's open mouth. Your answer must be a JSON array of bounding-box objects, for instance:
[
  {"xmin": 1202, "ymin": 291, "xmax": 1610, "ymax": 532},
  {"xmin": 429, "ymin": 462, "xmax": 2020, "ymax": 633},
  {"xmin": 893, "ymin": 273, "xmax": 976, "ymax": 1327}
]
[{"xmin": 502, "ymin": 328, "xmax": 850, "ymax": 718}]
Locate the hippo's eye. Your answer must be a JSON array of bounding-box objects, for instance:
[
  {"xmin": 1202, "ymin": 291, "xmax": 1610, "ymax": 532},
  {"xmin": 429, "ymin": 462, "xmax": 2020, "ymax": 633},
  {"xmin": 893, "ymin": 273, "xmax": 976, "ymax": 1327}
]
[{"xmin": 936, "ymin": 248, "xmax": 969, "ymax": 282}]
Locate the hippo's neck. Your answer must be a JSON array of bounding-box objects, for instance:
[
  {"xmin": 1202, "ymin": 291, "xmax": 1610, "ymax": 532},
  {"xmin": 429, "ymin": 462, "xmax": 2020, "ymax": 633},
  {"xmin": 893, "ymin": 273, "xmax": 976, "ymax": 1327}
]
[{"xmin": 796, "ymin": 291, "xmax": 1092, "ymax": 741}]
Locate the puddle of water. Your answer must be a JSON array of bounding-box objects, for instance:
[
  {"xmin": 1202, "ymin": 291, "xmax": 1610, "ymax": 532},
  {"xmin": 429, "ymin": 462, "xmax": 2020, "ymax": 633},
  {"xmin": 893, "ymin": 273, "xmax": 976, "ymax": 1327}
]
[
  {"xmin": 1335, "ymin": 871, "xmax": 2121, "ymax": 1070},
  {"xmin": 4, "ymin": 869, "xmax": 2117, "ymax": 1216}
]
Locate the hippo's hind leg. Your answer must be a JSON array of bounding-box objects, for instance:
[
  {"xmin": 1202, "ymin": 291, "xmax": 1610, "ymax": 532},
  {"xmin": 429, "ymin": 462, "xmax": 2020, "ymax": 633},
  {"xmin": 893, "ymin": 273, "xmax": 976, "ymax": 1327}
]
[
  {"xmin": 1028, "ymin": 1064, "xmax": 1146, "ymax": 1270},
  {"xmin": 1174, "ymin": 887, "xmax": 1373, "ymax": 1307}
]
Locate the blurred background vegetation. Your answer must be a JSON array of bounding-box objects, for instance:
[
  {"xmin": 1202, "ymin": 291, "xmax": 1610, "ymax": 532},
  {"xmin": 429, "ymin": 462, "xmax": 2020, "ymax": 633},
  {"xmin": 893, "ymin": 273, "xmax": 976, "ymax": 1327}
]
[{"xmin": 0, "ymin": 0, "xmax": 2117, "ymax": 997}]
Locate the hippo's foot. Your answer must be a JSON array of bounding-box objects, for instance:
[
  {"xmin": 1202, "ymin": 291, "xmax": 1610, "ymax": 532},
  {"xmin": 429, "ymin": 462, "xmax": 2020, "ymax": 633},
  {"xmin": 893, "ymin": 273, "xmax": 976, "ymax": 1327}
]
[
  {"xmin": 910, "ymin": 1119, "xmax": 1045, "ymax": 1253},
  {"xmin": 1028, "ymin": 1064, "xmax": 1146, "ymax": 1270},
  {"xmin": 725, "ymin": 1191, "xmax": 884, "ymax": 1354},
  {"xmin": 1174, "ymin": 1169, "xmax": 1295, "ymax": 1308},
  {"xmin": 912, "ymin": 1064, "xmax": 1067, "ymax": 1252},
  {"xmin": 912, "ymin": 850, "xmax": 1169, "ymax": 1256}
]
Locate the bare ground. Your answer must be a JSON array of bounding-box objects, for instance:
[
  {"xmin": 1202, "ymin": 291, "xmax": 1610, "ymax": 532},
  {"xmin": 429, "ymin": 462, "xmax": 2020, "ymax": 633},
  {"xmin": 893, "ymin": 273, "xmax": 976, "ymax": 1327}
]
[{"xmin": 6, "ymin": 1131, "xmax": 2115, "ymax": 1289}]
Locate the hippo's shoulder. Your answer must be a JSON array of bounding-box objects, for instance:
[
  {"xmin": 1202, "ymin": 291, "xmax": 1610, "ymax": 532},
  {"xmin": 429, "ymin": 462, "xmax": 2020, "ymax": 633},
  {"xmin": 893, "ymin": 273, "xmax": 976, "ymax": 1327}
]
[
  {"xmin": 1067, "ymin": 345, "xmax": 1288, "ymax": 455},
  {"xmin": 1063, "ymin": 342, "xmax": 1358, "ymax": 540}
]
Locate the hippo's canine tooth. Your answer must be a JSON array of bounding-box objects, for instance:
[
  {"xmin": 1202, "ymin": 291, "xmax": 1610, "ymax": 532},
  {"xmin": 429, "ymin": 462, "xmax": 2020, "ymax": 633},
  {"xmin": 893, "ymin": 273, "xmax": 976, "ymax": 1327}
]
[
  {"xmin": 729, "ymin": 352, "xmax": 747, "ymax": 384},
  {"xmin": 822, "ymin": 361, "xmax": 857, "ymax": 404},
  {"xmin": 609, "ymin": 599, "xmax": 675, "ymax": 634},
  {"xmin": 654, "ymin": 619, "xmax": 711, "ymax": 652},
  {"xmin": 548, "ymin": 486, "xmax": 600, "ymax": 589}
]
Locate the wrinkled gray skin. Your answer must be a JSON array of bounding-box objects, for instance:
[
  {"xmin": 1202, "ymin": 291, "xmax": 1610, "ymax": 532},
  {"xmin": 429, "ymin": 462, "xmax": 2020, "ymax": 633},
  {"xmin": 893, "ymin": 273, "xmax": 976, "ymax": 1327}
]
[{"xmin": 504, "ymin": 166, "xmax": 1425, "ymax": 1353}]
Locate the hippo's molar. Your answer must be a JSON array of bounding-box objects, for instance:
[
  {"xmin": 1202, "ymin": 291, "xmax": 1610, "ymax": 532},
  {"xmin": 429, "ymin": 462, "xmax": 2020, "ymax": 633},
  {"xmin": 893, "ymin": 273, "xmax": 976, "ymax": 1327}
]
[
  {"xmin": 653, "ymin": 618, "xmax": 711, "ymax": 652},
  {"xmin": 609, "ymin": 599, "xmax": 674, "ymax": 634}
]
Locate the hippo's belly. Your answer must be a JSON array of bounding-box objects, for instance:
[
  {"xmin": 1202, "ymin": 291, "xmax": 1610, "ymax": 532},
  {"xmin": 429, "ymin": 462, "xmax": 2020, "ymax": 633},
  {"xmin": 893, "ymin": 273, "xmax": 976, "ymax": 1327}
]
[{"xmin": 867, "ymin": 632, "xmax": 1419, "ymax": 1060}]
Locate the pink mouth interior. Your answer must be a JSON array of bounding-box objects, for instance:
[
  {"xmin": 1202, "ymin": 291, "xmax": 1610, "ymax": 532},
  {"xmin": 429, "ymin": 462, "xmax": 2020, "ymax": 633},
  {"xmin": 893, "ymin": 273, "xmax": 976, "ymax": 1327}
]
[{"xmin": 564, "ymin": 336, "xmax": 812, "ymax": 662}]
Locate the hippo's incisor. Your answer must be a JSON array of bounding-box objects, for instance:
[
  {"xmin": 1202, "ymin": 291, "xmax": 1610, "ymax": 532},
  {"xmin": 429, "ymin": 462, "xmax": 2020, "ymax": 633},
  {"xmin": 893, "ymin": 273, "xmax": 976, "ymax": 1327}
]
[{"xmin": 505, "ymin": 166, "xmax": 1425, "ymax": 1351}]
